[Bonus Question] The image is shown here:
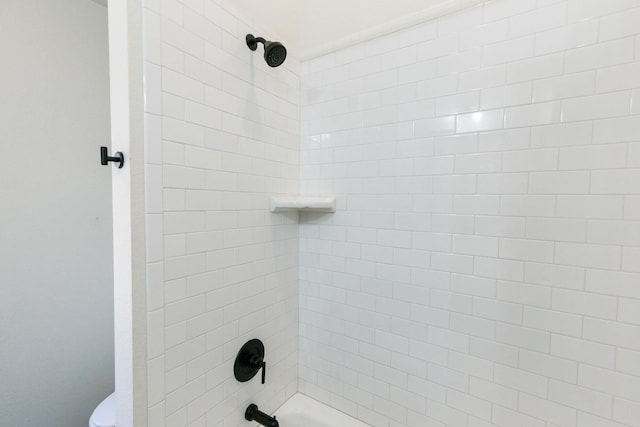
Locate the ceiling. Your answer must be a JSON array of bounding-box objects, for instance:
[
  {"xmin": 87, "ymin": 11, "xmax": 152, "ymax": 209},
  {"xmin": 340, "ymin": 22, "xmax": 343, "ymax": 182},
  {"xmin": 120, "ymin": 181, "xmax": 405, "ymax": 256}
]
[{"xmin": 227, "ymin": 0, "xmax": 451, "ymax": 57}]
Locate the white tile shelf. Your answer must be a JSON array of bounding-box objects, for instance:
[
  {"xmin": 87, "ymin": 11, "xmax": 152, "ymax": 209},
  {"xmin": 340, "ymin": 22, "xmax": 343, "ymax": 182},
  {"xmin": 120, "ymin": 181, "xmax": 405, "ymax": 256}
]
[{"xmin": 270, "ymin": 196, "xmax": 336, "ymax": 213}]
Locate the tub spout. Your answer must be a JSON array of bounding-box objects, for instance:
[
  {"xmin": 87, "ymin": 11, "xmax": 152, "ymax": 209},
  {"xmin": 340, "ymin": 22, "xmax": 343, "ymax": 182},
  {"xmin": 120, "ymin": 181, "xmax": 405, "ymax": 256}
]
[{"xmin": 245, "ymin": 404, "xmax": 279, "ymax": 427}]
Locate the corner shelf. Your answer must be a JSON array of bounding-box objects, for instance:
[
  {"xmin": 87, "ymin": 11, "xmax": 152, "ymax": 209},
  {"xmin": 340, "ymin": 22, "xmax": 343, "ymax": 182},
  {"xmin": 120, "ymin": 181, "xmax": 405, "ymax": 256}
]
[{"xmin": 270, "ymin": 196, "xmax": 336, "ymax": 213}]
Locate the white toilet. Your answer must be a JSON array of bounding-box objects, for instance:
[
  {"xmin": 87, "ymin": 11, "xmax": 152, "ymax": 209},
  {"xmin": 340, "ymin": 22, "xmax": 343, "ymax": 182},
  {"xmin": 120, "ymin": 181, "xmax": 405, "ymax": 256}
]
[{"xmin": 89, "ymin": 392, "xmax": 115, "ymax": 427}]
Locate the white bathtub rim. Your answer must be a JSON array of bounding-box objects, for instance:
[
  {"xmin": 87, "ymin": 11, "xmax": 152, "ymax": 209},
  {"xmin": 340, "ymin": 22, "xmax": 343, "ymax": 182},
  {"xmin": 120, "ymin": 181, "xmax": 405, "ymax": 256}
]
[{"xmin": 270, "ymin": 393, "xmax": 371, "ymax": 427}]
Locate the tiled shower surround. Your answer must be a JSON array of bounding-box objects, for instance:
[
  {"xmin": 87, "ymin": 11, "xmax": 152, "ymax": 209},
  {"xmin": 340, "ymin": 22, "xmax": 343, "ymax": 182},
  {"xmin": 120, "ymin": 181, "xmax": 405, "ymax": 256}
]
[
  {"xmin": 299, "ymin": 1, "xmax": 640, "ymax": 427},
  {"xmin": 142, "ymin": 0, "xmax": 300, "ymax": 425},
  {"xmin": 141, "ymin": 0, "xmax": 640, "ymax": 426}
]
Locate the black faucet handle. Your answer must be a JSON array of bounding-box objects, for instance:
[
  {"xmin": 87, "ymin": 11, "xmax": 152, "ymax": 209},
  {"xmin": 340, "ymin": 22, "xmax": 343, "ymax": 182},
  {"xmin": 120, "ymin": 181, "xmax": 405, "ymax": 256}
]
[
  {"xmin": 234, "ymin": 339, "xmax": 267, "ymax": 384},
  {"xmin": 249, "ymin": 354, "xmax": 266, "ymax": 384}
]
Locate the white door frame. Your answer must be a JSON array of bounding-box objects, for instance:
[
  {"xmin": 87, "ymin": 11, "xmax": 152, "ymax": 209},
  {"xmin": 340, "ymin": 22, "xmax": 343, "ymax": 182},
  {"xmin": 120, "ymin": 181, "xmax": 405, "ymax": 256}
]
[{"xmin": 107, "ymin": 1, "xmax": 147, "ymax": 425}]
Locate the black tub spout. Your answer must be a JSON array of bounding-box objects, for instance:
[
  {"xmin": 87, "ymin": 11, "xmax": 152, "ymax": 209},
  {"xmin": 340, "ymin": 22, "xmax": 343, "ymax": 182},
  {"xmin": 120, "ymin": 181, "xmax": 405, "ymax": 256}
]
[{"xmin": 245, "ymin": 404, "xmax": 279, "ymax": 427}]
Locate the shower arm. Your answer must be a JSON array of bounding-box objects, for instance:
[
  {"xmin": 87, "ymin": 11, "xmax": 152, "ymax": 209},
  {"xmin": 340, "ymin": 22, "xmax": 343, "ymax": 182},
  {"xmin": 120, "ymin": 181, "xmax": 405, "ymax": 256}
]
[{"xmin": 246, "ymin": 35, "xmax": 266, "ymax": 51}]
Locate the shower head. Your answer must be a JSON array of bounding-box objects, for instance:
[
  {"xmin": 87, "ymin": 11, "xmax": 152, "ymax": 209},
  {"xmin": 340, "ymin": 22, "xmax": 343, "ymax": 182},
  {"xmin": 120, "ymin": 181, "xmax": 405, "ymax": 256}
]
[{"xmin": 246, "ymin": 34, "xmax": 287, "ymax": 68}]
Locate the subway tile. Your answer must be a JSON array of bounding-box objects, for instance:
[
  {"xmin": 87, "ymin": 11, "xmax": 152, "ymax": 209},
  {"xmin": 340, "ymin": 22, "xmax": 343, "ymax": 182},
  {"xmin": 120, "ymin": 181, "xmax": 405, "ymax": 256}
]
[
  {"xmin": 583, "ymin": 317, "xmax": 640, "ymax": 351},
  {"xmin": 596, "ymin": 62, "xmax": 640, "ymax": 93},
  {"xmin": 494, "ymin": 364, "xmax": 548, "ymax": 398},
  {"xmin": 586, "ymin": 269, "xmax": 640, "ymax": 299},
  {"xmin": 436, "ymin": 49, "xmax": 482, "ymax": 76},
  {"xmin": 500, "ymin": 195, "xmax": 555, "ymax": 216},
  {"xmin": 525, "ymin": 262, "xmax": 585, "ymax": 291},
  {"xmin": 450, "ymin": 312, "xmax": 496, "ymax": 340},
  {"xmin": 526, "ymin": 218, "xmax": 586, "ymax": 242},
  {"xmin": 478, "ymin": 128, "xmax": 530, "ymax": 152},
  {"xmin": 532, "ymin": 71, "xmax": 596, "ymax": 103},
  {"xmin": 523, "ymin": 306, "xmax": 583, "ymax": 337},
  {"xmin": 450, "ymin": 274, "xmax": 497, "ymax": 298},
  {"xmin": 474, "ymin": 256, "xmax": 524, "ymax": 281},
  {"xmin": 497, "ymin": 280, "xmax": 550, "ymax": 308},
  {"xmin": 558, "ymin": 144, "xmax": 627, "ymax": 170},
  {"xmin": 568, "ymin": 0, "xmax": 637, "ymax": 22},
  {"xmin": 519, "ymin": 349, "xmax": 578, "ymax": 383},
  {"xmin": 398, "ymin": 21, "xmax": 437, "ymax": 47},
  {"xmin": 591, "ymin": 169, "xmax": 640, "ymax": 194},
  {"xmin": 456, "ymin": 109, "xmax": 505, "ymax": 133},
  {"xmin": 629, "ymin": 142, "xmax": 640, "ymax": 168},
  {"xmin": 505, "ymin": 101, "xmax": 561, "ymax": 128},
  {"xmin": 618, "ymin": 298, "xmax": 640, "ymax": 326},
  {"xmin": 499, "ymin": 238, "xmax": 554, "ymax": 263},
  {"xmin": 398, "ymin": 60, "xmax": 438, "ymax": 84},
  {"xmin": 587, "ymin": 220, "xmax": 640, "ymax": 246},
  {"xmin": 427, "ymin": 363, "xmax": 469, "ymax": 392},
  {"xmin": 480, "ymin": 82, "xmax": 531, "ymax": 110},
  {"xmin": 455, "ymin": 152, "xmax": 502, "ymax": 174},
  {"xmin": 470, "ymin": 337, "xmax": 519, "ymax": 368},
  {"xmin": 550, "ymin": 335, "xmax": 615, "ymax": 369},
  {"xmin": 529, "ymin": 171, "xmax": 590, "ymax": 194},
  {"xmin": 562, "ymin": 91, "xmax": 631, "ymax": 122},
  {"xmin": 469, "ymin": 377, "xmax": 518, "ymax": 409},
  {"xmin": 617, "ymin": 349, "xmax": 640, "ymax": 377},
  {"xmin": 426, "ymin": 400, "xmax": 468, "ymax": 426},
  {"xmin": 431, "ymin": 252, "xmax": 474, "ymax": 274},
  {"xmin": 447, "ymin": 388, "xmax": 492, "ymax": 420},
  {"xmin": 473, "ymin": 297, "xmax": 523, "ymax": 324},
  {"xmin": 436, "ymin": 91, "xmax": 480, "ymax": 116},
  {"xmin": 475, "ymin": 216, "xmax": 525, "ymax": 239},
  {"xmin": 599, "ymin": 7, "xmax": 640, "ymax": 41},
  {"xmin": 552, "ymin": 288, "xmax": 617, "ymax": 319},
  {"xmin": 632, "ymin": 89, "xmax": 640, "ymax": 115},
  {"xmin": 506, "ymin": 52, "xmax": 564, "ymax": 83},
  {"xmin": 432, "ymin": 214, "xmax": 475, "ymax": 234},
  {"xmin": 453, "ymin": 195, "xmax": 500, "ymax": 215},
  {"xmin": 593, "ymin": 116, "xmax": 640, "ymax": 144},
  {"xmin": 483, "ymin": 36, "xmax": 535, "ymax": 66},
  {"xmin": 565, "ymin": 37, "xmax": 635, "ymax": 74},
  {"xmin": 518, "ymin": 394, "xmax": 577, "ymax": 427},
  {"xmin": 530, "ymin": 121, "xmax": 592, "ymax": 148},
  {"xmin": 434, "ymin": 134, "xmax": 477, "ymax": 155},
  {"xmin": 548, "ymin": 380, "xmax": 612, "ymax": 419},
  {"xmin": 502, "ymin": 148, "xmax": 557, "ymax": 172},
  {"xmin": 556, "ymin": 195, "xmax": 624, "ymax": 220},
  {"xmin": 579, "ymin": 364, "xmax": 640, "ymax": 402},
  {"xmin": 417, "ymin": 74, "xmax": 459, "ymax": 98},
  {"xmin": 458, "ymin": 65, "xmax": 506, "ymax": 92},
  {"xmin": 613, "ymin": 398, "xmax": 640, "ymax": 426},
  {"xmin": 437, "ymin": 5, "xmax": 484, "ymax": 37},
  {"xmin": 414, "ymin": 116, "xmax": 456, "ymax": 137},
  {"xmin": 496, "ymin": 322, "xmax": 550, "ymax": 353},
  {"xmin": 162, "ymin": 18, "xmax": 204, "ymax": 58},
  {"xmin": 622, "ymin": 247, "xmax": 640, "ymax": 273},
  {"xmin": 460, "ymin": 20, "xmax": 509, "ymax": 50},
  {"xmin": 483, "ymin": 0, "xmax": 536, "ymax": 23},
  {"xmin": 535, "ymin": 20, "xmax": 598, "ymax": 56},
  {"xmin": 508, "ymin": 2, "xmax": 567, "ymax": 38},
  {"xmin": 577, "ymin": 412, "xmax": 630, "ymax": 427},
  {"xmin": 555, "ymin": 242, "xmax": 621, "ymax": 270},
  {"xmin": 427, "ymin": 326, "xmax": 469, "ymax": 354}
]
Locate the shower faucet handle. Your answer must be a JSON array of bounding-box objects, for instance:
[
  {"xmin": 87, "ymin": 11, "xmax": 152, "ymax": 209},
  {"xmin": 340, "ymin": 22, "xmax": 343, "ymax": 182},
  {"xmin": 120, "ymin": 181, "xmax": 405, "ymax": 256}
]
[
  {"xmin": 234, "ymin": 338, "xmax": 267, "ymax": 384},
  {"xmin": 249, "ymin": 354, "xmax": 266, "ymax": 384}
]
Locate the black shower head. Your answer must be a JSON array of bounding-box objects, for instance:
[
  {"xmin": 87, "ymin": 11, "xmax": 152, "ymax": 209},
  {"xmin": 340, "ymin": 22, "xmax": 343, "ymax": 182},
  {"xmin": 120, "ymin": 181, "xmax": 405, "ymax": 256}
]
[{"xmin": 246, "ymin": 34, "xmax": 287, "ymax": 67}]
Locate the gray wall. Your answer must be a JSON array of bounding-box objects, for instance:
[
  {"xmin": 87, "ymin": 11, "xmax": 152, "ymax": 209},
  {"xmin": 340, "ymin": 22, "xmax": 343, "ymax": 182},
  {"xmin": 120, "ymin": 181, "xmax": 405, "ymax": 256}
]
[{"xmin": 0, "ymin": 1, "xmax": 114, "ymax": 425}]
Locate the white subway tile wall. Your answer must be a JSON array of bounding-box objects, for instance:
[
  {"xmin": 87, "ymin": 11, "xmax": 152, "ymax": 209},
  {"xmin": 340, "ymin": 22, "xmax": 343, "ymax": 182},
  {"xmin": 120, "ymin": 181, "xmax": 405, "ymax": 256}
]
[
  {"xmin": 299, "ymin": 1, "xmax": 640, "ymax": 427},
  {"xmin": 143, "ymin": 0, "xmax": 299, "ymax": 425}
]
